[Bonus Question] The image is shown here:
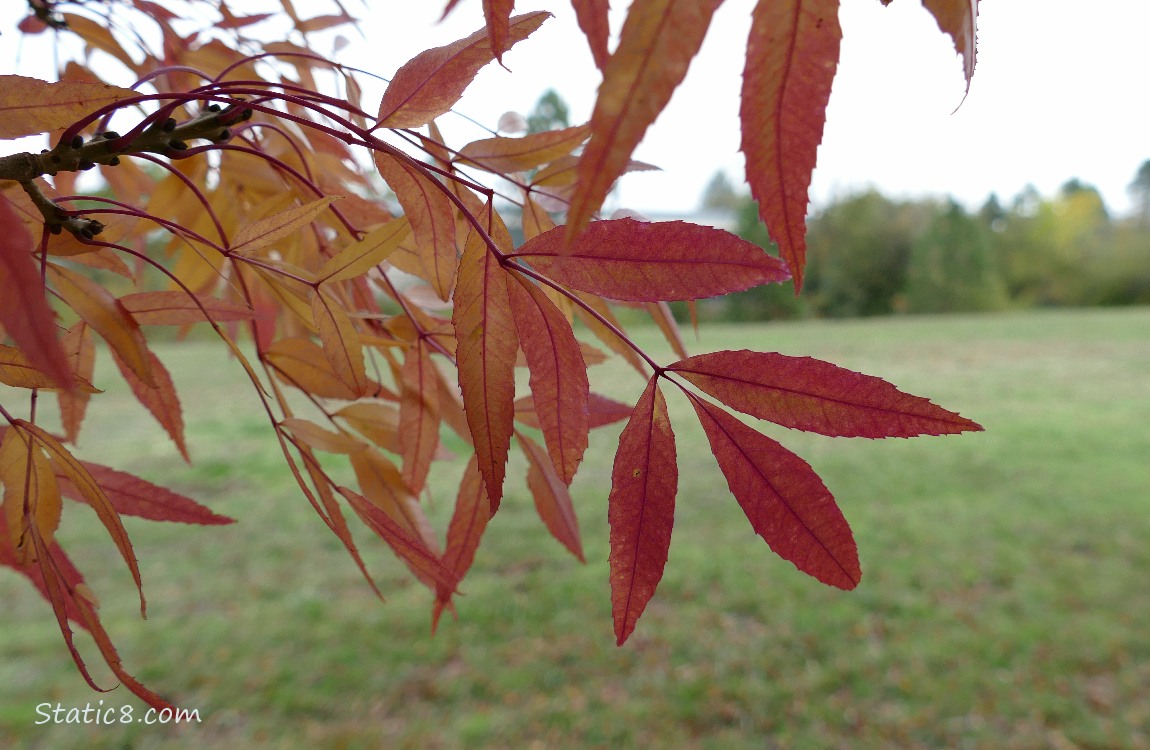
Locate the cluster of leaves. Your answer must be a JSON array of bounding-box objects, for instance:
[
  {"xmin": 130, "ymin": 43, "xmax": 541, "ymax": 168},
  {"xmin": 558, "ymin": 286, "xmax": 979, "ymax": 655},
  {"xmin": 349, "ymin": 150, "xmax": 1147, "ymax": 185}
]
[{"xmin": 0, "ymin": 0, "xmax": 980, "ymax": 708}]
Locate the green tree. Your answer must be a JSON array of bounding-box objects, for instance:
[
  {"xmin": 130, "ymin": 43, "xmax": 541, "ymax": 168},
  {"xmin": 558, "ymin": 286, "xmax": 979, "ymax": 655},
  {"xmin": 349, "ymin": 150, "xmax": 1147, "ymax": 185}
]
[
  {"xmin": 905, "ymin": 200, "xmax": 1007, "ymax": 313},
  {"xmin": 526, "ymin": 88, "xmax": 571, "ymax": 134},
  {"xmin": 805, "ymin": 190, "xmax": 925, "ymax": 317}
]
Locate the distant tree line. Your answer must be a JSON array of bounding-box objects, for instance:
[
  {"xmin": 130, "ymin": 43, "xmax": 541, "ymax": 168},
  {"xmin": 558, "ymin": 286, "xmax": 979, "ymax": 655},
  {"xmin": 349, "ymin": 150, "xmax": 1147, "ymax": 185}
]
[{"xmin": 703, "ymin": 162, "xmax": 1150, "ymax": 321}]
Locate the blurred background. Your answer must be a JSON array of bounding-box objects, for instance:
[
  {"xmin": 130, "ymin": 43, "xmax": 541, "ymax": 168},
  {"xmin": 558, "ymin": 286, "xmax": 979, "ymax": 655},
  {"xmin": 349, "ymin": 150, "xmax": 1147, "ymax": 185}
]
[{"xmin": 2, "ymin": 1, "xmax": 1149, "ymax": 748}]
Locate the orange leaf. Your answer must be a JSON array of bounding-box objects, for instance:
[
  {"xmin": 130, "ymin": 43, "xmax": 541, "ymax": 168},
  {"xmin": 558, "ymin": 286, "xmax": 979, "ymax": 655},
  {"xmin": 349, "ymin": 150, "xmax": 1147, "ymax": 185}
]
[
  {"xmin": 432, "ymin": 457, "xmax": 490, "ymax": 631},
  {"xmin": 311, "ymin": 289, "xmax": 371, "ymax": 397},
  {"xmin": 517, "ymin": 219, "xmax": 790, "ymax": 301},
  {"xmin": 521, "ymin": 195, "xmax": 557, "ymax": 241},
  {"xmin": 118, "ymin": 291, "xmax": 256, "ymax": 326},
  {"xmin": 61, "ymin": 14, "xmax": 139, "ymax": 71},
  {"xmin": 667, "ymin": 350, "xmax": 984, "ymax": 437},
  {"xmin": 740, "ymin": 0, "xmax": 841, "ymax": 290},
  {"xmin": 0, "ymin": 427, "xmax": 62, "ymax": 562},
  {"xmin": 0, "ymin": 344, "xmax": 97, "ymax": 392},
  {"xmin": 19, "ymin": 421, "xmax": 146, "ymax": 613},
  {"xmin": 452, "ymin": 212, "xmax": 518, "ymax": 506},
  {"xmin": 457, "ymin": 125, "xmax": 591, "ymax": 174},
  {"xmin": 264, "ymin": 337, "xmax": 357, "ymax": 399},
  {"xmin": 281, "ymin": 418, "xmax": 364, "ymax": 454},
  {"xmin": 299, "ymin": 451, "xmax": 384, "ymax": 602},
  {"xmin": 375, "ymin": 11, "xmax": 551, "ymax": 129},
  {"xmin": 645, "ymin": 301, "xmax": 688, "ymax": 360},
  {"xmin": 483, "ymin": 0, "xmax": 515, "ymax": 62},
  {"xmin": 609, "ymin": 376, "xmax": 676, "ymax": 645},
  {"xmin": 571, "ymin": 0, "xmax": 611, "ymax": 70},
  {"xmin": 334, "ymin": 402, "xmax": 401, "ymax": 452},
  {"xmin": 567, "ymin": 0, "xmax": 722, "ymax": 238},
  {"xmin": 47, "ymin": 263, "xmax": 155, "ymax": 387},
  {"xmin": 572, "ymin": 291, "xmax": 648, "ymax": 377},
  {"xmin": 398, "ymin": 340, "xmax": 441, "ymax": 496},
  {"xmin": 318, "ymin": 219, "xmax": 410, "ymax": 284},
  {"xmin": 0, "ymin": 195, "xmax": 71, "ymax": 390},
  {"xmin": 230, "ymin": 196, "xmax": 339, "ymax": 257},
  {"xmin": 507, "ymin": 272, "xmax": 589, "ymax": 484},
  {"xmin": 0, "ymin": 75, "xmax": 136, "ymax": 139},
  {"xmin": 688, "ymin": 394, "xmax": 860, "ymax": 589},
  {"xmin": 61, "ymin": 461, "xmax": 233, "ymax": 525},
  {"xmin": 518, "ymin": 432, "xmax": 584, "ymax": 562},
  {"xmin": 57, "ymin": 322, "xmax": 96, "ymax": 443},
  {"xmin": 922, "ymin": 0, "xmax": 978, "ymax": 91},
  {"xmin": 373, "ymin": 151, "xmax": 458, "ymax": 301},
  {"xmin": 109, "ymin": 345, "xmax": 189, "ymax": 462},
  {"xmin": 349, "ymin": 448, "xmax": 439, "ymax": 555}
]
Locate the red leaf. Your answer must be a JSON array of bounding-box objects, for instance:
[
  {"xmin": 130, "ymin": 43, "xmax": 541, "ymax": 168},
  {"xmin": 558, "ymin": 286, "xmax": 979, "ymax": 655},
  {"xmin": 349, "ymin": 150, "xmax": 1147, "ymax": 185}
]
[
  {"xmin": 740, "ymin": 0, "xmax": 841, "ymax": 290},
  {"xmin": 0, "ymin": 514, "xmax": 87, "ymax": 627},
  {"xmin": 567, "ymin": 0, "xmax": 722, "ymax": 239},
  {"xmin": 433, "ymin": 457, "xmax": 490, "ymax": 631},
  {"xmin": 667, "ymin": 350, "xmax": 983, "ymax": 437},
  {"xmin": 571, "ymin": 0, "xmax": 611, "ymax": 70},
  {"xmin": 516, "ymin": 218, "xmax": 789, "ymax": 301},
  {"xmin": 349, "ymin": 448, "xmax": 441, "ymax": 560},
  {"xmin": 0, "ymin": 195, "xmax": 71, "ymax": 390},
  {"xmin": 688, "ymin": 393, "xmax": 859, "ymax": 589},
  {"xmin": 483, "ymin": 0, "xmax": 515, "ymax": 62},
  {"xmin": 452, "ymin": 213, "xmax": 518, "ymax": 506},
  {"xmin": 61, "ymin": 462, "xmax": 233, "ymax": 525},
  {"xmin": 507, "ymin": 272, "xmax": 589, "ymax": 484},
  {"xmin": 515, "ymin": 392, "xmax": 631, "ymax": 431},
  {"xmin": 339, "ymin": 485, "xmax": 456, "ymax": 592},
  {"xmin": 376, "ymin": 11, "xmax": 551, "ymax": 129},
  {"xmin": 922, "ymin": 0, "xmax": 978, "ymax": 91},
  {"xmin": 398, "ymin": 340, "xmax": 441, "ymax": 496},
  {"xmin": 119, "ymin": 291, "xmax": 256, "ymax": 326},
  {"xmin": 373, "ymin": 151, "xmax": 458, "ymax": 301},
  {"xmin": 109, "ymin": 346, "xmax": 189, "ymax": 462},
  {"xmin": 609, "ymin": 376, "xmax": 676, "ymax": 645},
  {"xmin": 518, "ymin": 432, "xmax": 584, "ymax": 562},
  {"xmin": 29, "ymin": 525, "xmax": 172, "ymax": 711}
]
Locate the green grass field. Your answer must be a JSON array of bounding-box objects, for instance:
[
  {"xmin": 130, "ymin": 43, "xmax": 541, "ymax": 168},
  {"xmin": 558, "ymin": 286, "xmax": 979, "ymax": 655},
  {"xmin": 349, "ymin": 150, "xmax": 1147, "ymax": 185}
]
[{"xmin": 2, "ymin": 308, "xmax": 1149, "ymax": 749}]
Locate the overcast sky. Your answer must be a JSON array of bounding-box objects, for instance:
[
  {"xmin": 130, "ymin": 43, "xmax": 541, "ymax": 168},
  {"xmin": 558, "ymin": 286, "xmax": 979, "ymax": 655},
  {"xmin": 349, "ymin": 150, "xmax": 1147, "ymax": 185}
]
[
  {"xmin": 4, "ymin": 1, "xmax": 1148, "ymax": 217},
  {"xmin": 363, "ymin": 0, "xmax": 1149, "ymax": 218}
]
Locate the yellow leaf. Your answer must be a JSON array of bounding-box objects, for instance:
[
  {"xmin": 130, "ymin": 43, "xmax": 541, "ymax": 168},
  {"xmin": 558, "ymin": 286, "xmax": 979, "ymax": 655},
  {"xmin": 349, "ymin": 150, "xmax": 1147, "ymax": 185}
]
[
  {"xmin": 318, "ymin": 219, "xmax": 410, "ymax": 284},
  {"xmin": 0, "ymin": 427, "xmax": 61, "ymax": 563},
  {"xmin": 230, "ymin": 196, "xmax": 340, "ymax": 257},
  {"xmin": 0, "ymin": 344, "xmax": 98, "ymax": 392}
]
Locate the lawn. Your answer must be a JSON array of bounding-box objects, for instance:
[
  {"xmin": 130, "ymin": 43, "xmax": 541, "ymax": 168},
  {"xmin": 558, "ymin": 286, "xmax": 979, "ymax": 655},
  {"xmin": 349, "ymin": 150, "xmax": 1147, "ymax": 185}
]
[{"xmin": 2, "ymin": 307, "xmax": 1149, "ymax": 749}]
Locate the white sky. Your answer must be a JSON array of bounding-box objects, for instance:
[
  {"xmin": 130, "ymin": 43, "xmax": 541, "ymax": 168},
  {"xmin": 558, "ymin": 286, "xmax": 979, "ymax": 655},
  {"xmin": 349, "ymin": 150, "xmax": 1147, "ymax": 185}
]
[{"xmin": 4, "ymin": 1, "xmax": 1148, "ymax": 217}]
